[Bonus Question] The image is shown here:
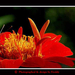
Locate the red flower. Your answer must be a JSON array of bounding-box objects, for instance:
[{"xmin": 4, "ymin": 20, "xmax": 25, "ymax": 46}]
[
  {"xmin": 0, "ymin": 29, "xmax": 23, "ymax": 68},
  {"xmin": 21, "ymin": 18, "xmax": 75, "ymax": 68},
  {"xmin": 0, "ymin": 18, "xmax": 75, "ymax": 68}
]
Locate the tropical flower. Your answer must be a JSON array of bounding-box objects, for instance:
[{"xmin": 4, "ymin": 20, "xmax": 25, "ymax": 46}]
[
  {"xmin": 0, "ymin": 18, "xmax": 75, "ymax": 68},
  {"xmin": 0, "ymin": 30, "xmax": 23, "ymax": 68}
]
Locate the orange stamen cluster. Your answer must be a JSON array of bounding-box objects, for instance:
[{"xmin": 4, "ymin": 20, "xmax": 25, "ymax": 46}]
[{"xmin": 0, "ymin": 33, "xmax": 36, "ymax": 61}]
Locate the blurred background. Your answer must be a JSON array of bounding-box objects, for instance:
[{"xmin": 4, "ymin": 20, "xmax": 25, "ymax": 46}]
[{"xmin": 0, "ymin": 7, "xmax": 75, "ymax": 68}]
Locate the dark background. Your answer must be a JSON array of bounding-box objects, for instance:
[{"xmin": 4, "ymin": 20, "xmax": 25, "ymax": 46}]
[{"xmin": 0, "ymin": 7, "xmax": 75, "ymax": 68}]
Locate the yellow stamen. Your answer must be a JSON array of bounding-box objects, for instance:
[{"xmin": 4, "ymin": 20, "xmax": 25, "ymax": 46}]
[{"xmin": 0, "ymin": 33, "xmax": 36, "ymax": 60}]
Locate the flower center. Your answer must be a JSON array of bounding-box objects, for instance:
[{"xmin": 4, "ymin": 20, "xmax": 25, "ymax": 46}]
[{"xmin": 0, "ymin": 33, "xmax": 36, "ymax": 61}]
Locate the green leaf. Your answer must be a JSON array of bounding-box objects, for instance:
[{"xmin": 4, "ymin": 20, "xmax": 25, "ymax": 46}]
[{"xmin": 0, "ymin": 15, "xmax": 15, "ymax": 29}]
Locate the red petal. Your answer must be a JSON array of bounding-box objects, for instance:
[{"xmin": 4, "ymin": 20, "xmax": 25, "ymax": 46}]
[
  {"xmin": 0, "ymin": 57, "xmax": 4, "ymax": 60},
  {"xmin": 43, "ymin": 33, "xmax": 62, "ymax": 42},
  {"xmin": 28, "ymin": 18, "xmax": 41, "ymax": 39},
  {"xmin": 33, "ymin": 36, "xmax": 40, "ymax": 44},
  {"xmin": 45, "ymin": 57, "xmax": 74, "ymax": 67},
  {"xmin": 66, "ymin": 58, "xmax": 75, "ymax": 61},
  {"xmin": 42, "ymin": 35, "xmax": 62, "ymax": 49},
  {"xmin": 40, "ymin": 20, "xmax": 50, "ymax": 38},
  {"xmin": 43, "ymin": 60, "xmax": 61, "ymax": 68},
  {"xmin": 0, "ymin": 59, "xmax": 23, "ymax": 68},
  {"xmin": 36, "ymin": 37, "xmax": 51, "ymax": 46},
  {"xmin": 21, "ymin": 57, "xmax": 61, "ymax": 68},
  {"xmin": 42, "ymin": 42, "xmax": 73, "ymax": 58},
  {"xmin": 34, "ymin": 45, "xmax": 41, "ymax": 56},
  {"xmin": 35, "ymin": 37, "xmax": 51, "ymax": 56},
  {"xmin": 43, "ymin": 33, "xmax": 57, "ymax": 40},
  {"xmin": 0, "ymin": 32, "xmax": 11, "ymax": 45},
  {"xmin": 17, "ymin": 27, "xmax": 23, "ymax": 39},
  {"xmin": 34, "ymin": 37, "xmax": 41, "ymax": 56},
  {"xmin": 21, "ymin": 57, "xmax": 45, "ymax": 68}
]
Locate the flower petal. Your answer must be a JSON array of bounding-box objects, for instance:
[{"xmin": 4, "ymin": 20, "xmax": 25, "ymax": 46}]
[
  {"xmin": 21, "ymin": 57, "xmax": 61, "ymax": 68},
  {"xmin": 36, "ymin": 37, "xmax": 51, "ymax": 46},
  {"xmin": 43, "ymin": 33, "xmax": 62, "ymax": 42},
  {"xmin": 28, "ymin": 18, "xmax": 41, "ymax": 40},
  {"xmin": 40, "ymin": 20, "xmax": 50, "ymax": 38},
  {"xmin": 0, "ymin": 32, "xmax": 11, "ymax": 45},
  {"xmin": 0, "ymin": 57, "xmax": 4, "ymax": 60},
  {"xmin": 43, "ymin": 60, "xmax": 62, "ymax": 68},
  {"xmin": 45, "ymin": 57, "xmax": 74, "ymax": 67},
  {"xmin": 42, "ymin": 35, "xmax": 62, "ymax": 52},
  {"xmin": 21, "ymin": 57, "xmax": 45, "ymax": 68},
  {"xmin": 0, "ymin": 59, "xmax": 23, "ymax": 68},
  {"xmin": 33, "ymin": 36, "xmax": 40, "ymax": 44},
  {"xmin": 42, "ymin": 42, "xmax": 73, "ymax": 58},
  {"xmin": 43, "ymin": 33, "xmax": 57, "ymax": 39},
  {"xmin": 17, "ymin": 27, "xmax": 23, "ymax": 39},
  {"xmin": 67, "ymin": 58, "xmax": 75, "ymax": 60}
]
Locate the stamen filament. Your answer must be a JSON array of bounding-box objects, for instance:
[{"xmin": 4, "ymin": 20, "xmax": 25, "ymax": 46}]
[
  {"xmin": 1, "ymin": 32, "xmax": 36, "ymax": 60},
  {"xmin": 14, "ymin": 40, "xmax": 22, "ymax": 59}
]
